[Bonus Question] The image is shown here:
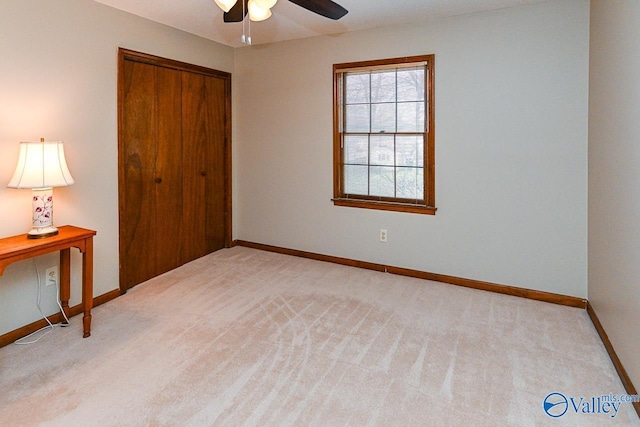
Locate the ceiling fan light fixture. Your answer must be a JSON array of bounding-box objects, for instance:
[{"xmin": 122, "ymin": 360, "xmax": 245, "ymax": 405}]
[
  {"xmin": 254, "ymin": 0, "xmax": 277, "ymax": 9},
  {"xmin": 248, "ymin": 0, "xmax": 272, "ymax": 21},
  {"xmin": 213, "ymin": 0, "xmax": 238, "ymax": 13}
]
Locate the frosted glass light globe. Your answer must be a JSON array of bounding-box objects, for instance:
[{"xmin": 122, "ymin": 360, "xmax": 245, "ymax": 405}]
[
  {"xmin": 214, "ymin": 0, "xmax": 238, "ymax": 13},
  {"xmin": 248, "ymin": 0, "xmax": 272, "ymax": 21}
]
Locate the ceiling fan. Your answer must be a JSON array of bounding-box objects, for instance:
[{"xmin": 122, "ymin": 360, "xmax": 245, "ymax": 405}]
[{"xmin": 218, "ymin": 0, "xmax": 348, "ymax": 23}]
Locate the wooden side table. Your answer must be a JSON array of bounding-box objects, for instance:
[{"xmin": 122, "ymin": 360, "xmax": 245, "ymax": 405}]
[{"xmin": 0, "ymin": 226, "xmax": 96, "ymax": 338}]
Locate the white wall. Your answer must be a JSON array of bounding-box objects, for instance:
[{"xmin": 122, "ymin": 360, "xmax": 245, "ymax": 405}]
[
  {"xmin": 0, "ymin": 0, "xmax": 592, "ymax": 339},
  {"xmin": 0, "ymin": 0, "xmax": 234, "ymax": 336},
  {"xmin": 589, "ymin": 0, "xmax": 640, "ymax": 390},
  {"xmin": 235, "ymin": 0, "xmax": 590, "ymax": 297}
]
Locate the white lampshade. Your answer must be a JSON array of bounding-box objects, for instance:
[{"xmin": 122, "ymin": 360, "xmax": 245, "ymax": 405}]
[
  {"xmin": 7, "ymin": 139, "xmax": 75, "ymax": 238},
  {"xmin": 213, "ymin": 0, "xmax": 238, "ymax": 13},
  {"xmin": 8, "ymin": 140, "xmax": 75, "ymax": 189},
  {"xmin": 248, "ymin": 0, "xmax": 272, "ymax": 21},
  {"xmin": 254, "ymin": 0, "xmax": 277, "ymax": 9}
]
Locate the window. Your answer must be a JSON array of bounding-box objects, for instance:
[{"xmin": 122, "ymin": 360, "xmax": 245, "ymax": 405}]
[{"xmin": 333, "ymin": 55, "xmax": 435, "ymax": 215}]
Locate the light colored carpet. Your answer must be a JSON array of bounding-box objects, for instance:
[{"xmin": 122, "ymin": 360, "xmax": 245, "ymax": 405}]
[{"xmin": 0, "ymin": 246, "xmax": 638, "ymax": 426}]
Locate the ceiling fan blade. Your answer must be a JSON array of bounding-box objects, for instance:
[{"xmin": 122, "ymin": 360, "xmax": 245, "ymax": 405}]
[
  {"xmin": 288, "ymin": 0, "xmax": 348, "ymax": 20},
  {"xmin": 223, "ymin": 0, "xmax": 248, "ymax": 22}
]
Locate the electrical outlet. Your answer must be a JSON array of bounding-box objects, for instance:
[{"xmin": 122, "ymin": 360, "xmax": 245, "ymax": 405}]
[
  {"xmin": 380, "ymin": 229, "xmax": 388, "ymax": 243},
  {"xmin": 46, "ymin": 266, "xmax": 58, "ymax": 287}
]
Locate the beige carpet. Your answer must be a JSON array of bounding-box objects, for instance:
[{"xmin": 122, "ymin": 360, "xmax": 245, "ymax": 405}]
[{"xmin": 1, "ymin": 247, "xmax": 638, "ymax": 426}]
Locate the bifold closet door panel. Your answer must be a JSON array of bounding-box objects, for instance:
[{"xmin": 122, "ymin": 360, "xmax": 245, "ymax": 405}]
[
  {"xmin": 205, "ymin": 75, "xmax": 227, "ymax": 254},
  {"xmin": 154, "ymin": 66, "xmax": 184, "ymax": 275},
  {"xmin": 181, "ymin": 72, "xmax": 227, "ymax": 263},
  {"xmin": 120, "ymin": 60, "xmax": 158, "ymax": 290}
]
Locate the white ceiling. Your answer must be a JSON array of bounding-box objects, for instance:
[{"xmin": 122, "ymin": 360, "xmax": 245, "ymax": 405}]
[{"xmin": 94, "ymin": 0, "xmax": 548, "ymax": 48}]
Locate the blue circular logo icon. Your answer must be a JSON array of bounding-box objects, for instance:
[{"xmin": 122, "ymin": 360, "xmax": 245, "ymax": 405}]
[{"xmin": 543, "ymin": 392, "xmax": 568, "ymax": 417}]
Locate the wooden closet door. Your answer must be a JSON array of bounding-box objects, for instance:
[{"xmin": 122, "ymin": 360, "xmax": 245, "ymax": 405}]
[
  {"xmin": 119, "ymin": 61, "xmax": 183, "ymax": 290},
  {"xmin": 205, "ymin": 75, "xmax": 227, "ymax": 254},
  {"xmin": 181, "ymin": 72, "xmax": 227, "ymax": 263},
  {"xmin": 120, "ymin": 60, "xmax": 158, "ymax": 290},
  {"xmin": 119, "ymin": 48, "xmax": 231, "ymax": 293},
  {"xmin": 154, "ymin": 67, "xmax": 184, "ymax": 275}
]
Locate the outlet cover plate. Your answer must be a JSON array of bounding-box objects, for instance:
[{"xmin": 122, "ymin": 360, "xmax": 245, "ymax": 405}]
[{"xmin": 46, "ymin": 266, "xmax": 58, "ymax": 287}]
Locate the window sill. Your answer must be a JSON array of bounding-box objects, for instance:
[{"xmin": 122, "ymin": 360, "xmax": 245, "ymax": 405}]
[{"xmin": 332, "ymin": 198, "xmax": 437, "ymax": 215}]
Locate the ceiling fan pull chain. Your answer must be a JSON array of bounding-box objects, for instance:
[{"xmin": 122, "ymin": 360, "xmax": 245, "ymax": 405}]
[
  {"xmin": 241, "ymin": 0, "xmax": 246, "ymax": 43},
  {"xmin": 241, "ymin": 0, "xmax": 252, "ymax": 45}
]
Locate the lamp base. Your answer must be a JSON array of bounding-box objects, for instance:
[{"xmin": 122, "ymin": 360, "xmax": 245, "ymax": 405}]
[
  {"xmin": 27, "ymin": 187, "xmax": 58, "ymax": 239},
  {"xmin": 27, "ymin": 225, "xmax": 59, "ymax": 239}
]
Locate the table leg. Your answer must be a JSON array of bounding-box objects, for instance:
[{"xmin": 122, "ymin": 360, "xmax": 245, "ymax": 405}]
[
  {"xmin": 59, "ymin": 249, "xmax": 71, "ymax": 324},
  {"xmin": 82, "ymin": 237, "xmax": 94, "ymax": 338}
]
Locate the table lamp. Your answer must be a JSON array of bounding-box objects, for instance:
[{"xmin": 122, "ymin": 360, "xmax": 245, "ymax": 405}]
[{"xmin": 7, "ymin": 138, "xmax": 75, "ymax": 239}]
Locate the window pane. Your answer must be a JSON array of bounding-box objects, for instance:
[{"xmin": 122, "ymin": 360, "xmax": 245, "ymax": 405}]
[
  {"xmin": 396, "ymin": 135, "xmax": 422, "ymax": 167},
  {"xmin": 397, "ymin": 68, "xmax": 424, "ymax": 102},
  {"xmin": 371, "ymin": 103, "xmax": 396, "ymax": 133},
  {"xmin": 345, "ymin": 104, "xmax": 370, "ymax": 132},
  {"xmin": 370, "ymin": 135, "xmax": 394, "ymax": 166},
  {"xmin": 396, "ymin": 167, "xmax": 423, "ymax": 199},
  {"xmin": 370, "ymin": 166, "xmax": 395, "ymax": 197},
  {"xmin": 397, "ymin": 102, "xmax": 424, "ymax": 132},
  {"xmin": 371, "ymin": 71, "xmax": 396, "ymax": 103},
  {"xmin": 344, "ymin": 165, "xmax": 368, "ymax": 195},
  {"xmin": 344, "ymin": 135, "xmax": 368, "ymax": 165},
  {"xmin": 345, "ymin": 73, "xmax": 370, "ymax": 104}
]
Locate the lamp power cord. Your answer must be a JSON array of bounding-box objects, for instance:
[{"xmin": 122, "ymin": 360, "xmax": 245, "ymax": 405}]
[{"xmin": 14, "ymin": 259, "xmax": 70, "ymax": 345}]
